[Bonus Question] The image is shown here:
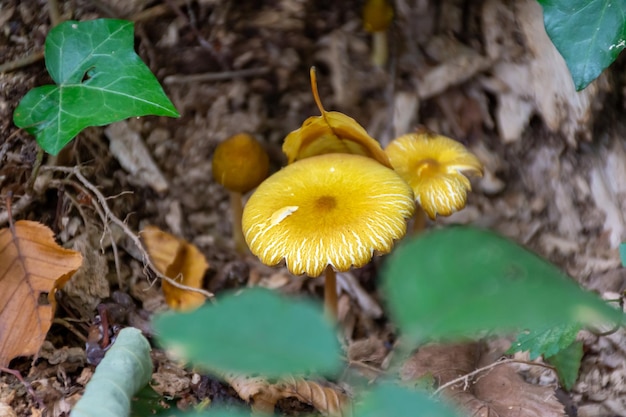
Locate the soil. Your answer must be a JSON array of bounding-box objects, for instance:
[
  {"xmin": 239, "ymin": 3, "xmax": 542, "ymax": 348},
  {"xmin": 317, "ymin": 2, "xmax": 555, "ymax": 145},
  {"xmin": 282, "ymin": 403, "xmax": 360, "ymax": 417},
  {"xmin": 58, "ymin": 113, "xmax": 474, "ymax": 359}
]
[{"xmin": 1, "ymin": 0, "xmax": 626, "ymax": 416}]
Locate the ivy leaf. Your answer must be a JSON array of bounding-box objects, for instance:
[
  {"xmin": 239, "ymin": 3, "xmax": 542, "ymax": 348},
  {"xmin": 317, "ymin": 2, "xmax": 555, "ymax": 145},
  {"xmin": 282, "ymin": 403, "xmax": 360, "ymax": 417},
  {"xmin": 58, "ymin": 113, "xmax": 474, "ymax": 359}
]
[
  {"xmin": 537, "ymin": 0, "xmax": 626, "ymax": 91},
  {"xmin": 13, "ymin": 19, "xmax": 179, "ymax": 155},
  {"xmin": 620, "ymin": 242, "xmax": 626, "ymax": 267},
  {"xmin": 383, "ymin": 227, "xmax": 623, "ymax": 344},
  {"xmin": 507, "ymin": 323, "xmax": 582, "ymax": 360},
  {"xmin": 546, "ymin": 341, "xmax": 584, "ymax": 390},
  {"xmin": 153, "ymin": 288, "xmax": 342, "ymax": 378}
]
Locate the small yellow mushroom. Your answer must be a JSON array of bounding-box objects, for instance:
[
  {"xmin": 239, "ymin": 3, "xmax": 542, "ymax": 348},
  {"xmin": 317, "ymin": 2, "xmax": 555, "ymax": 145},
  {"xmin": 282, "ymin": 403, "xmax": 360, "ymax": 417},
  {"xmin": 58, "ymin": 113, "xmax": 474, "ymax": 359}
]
[
  {"xmin": 363, "ymin": 0, "xmax": 394, "ymax": 67},
  {"xmin": 385, "ymin": 128, "xmax": 483, "ymax": 223},
  {"xmin": 212, "ymin": 133, "xmax": 270, "ymax": 253}
]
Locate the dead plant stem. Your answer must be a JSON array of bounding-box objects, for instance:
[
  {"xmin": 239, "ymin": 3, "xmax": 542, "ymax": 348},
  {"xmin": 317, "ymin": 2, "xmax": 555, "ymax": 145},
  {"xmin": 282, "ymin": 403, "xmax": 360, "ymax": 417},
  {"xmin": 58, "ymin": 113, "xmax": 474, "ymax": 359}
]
[
  {"xmin": 26, "ymin": 147, "xmax": 45, "ymax": 193},
  {"xmin": 45, "ymin": 166, "xmax": 214, "ymax": 300}
]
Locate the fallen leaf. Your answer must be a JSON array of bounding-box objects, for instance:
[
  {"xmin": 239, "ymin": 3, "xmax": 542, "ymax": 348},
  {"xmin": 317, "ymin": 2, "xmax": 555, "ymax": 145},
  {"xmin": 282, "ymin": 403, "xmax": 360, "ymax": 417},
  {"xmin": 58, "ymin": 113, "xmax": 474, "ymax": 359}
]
[
  {"xmin": 277, "ymin": 376, "xmax": 351, "ymax": 417},
  {"xmin": 0, "ymin": 220, "xmax": 83, "ymax": 367},
  {"xmin": 282, "ymin": 67, "xmax": 391, "ymax": 168},
  {"xmin": 473, "ymin": 363, "xmax": 565, "ymax": 417},
  {"xmin": 141, "ymin": 226, "xmax": 208, "ymax": 311},
  {"xmin": 401, "ymin": 341, "xmax": 565, "ymax": 417},
  {"xmin": 221, "ymin": 372, "xmax": 279, "ymax": 414},
  {"xmin": 220, "ymin": 372, "xmax": 351, "ymax": 417}
]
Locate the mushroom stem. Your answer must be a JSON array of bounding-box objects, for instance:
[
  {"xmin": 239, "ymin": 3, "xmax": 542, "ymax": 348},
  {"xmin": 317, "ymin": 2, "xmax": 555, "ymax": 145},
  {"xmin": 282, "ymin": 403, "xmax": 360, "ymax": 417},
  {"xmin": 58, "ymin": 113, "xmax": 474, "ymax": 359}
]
[
  {"xmin": 324, "ymin": 265, "xmax": 338, "ymax": 318},
  {"xmin": 229, "ymin": 191, "xmax": 248, "ymax": 254},
  {"xmin": 412, "ymin": 204, "xmax": 427, "ymax": 234},
  {"xmin": 371, "ymin": 31, "xmax": 388, "ymax": 68}
]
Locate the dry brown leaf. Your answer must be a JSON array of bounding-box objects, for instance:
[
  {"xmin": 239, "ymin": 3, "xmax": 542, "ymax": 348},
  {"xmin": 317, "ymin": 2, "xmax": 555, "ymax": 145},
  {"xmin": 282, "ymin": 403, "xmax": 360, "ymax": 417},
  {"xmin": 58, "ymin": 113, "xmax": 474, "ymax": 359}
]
[
  {"xmin": 277, "ymin": 376, "xmax": 351, "ymax": 417},
  {"xmin": 220, "ymin": 371, "xmax": 350, "ymax": 416},
  {"xmin": 0, "ymin": 220, "xmax": 83, "ymax": 367},
  {"xmin": 221, "ymin": 372, "xmax": 279, "ymax": 414},
  {"xmin": 401, "ymin": 342, "xmax": 565, "ymax": 417},
  {"xmin": 141, "ymin": 225, "xmax": 208, "ymax": 311},
  {"xmin": 474, "ymin": 364, "xmax": 564, "ymax": 417}
]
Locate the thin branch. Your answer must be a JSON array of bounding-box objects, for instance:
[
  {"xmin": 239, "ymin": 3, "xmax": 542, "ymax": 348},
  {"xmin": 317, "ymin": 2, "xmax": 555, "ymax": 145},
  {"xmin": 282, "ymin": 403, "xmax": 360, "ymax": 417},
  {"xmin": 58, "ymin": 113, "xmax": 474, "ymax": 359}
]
[
  {"xmin": 433, "ymin": 358, "xmax": 557, "ymax": 396},
  {"xmin": 47, "ymin": 0, "xmax": 62, "ymax": 27},
  {"xmin": 164, "ymin": 67, "xmax": 271, "ymax": 85},
  {"xmin": 44, "ymin": 166, "xmax": 214, "ymax": 300},
  {"xmin": 0, "ymin": 194, "xmax": 33, "ymax": 226},
  {"xmin": 0, "ymin": 50, "xmax": 45, "ymax": 74}
]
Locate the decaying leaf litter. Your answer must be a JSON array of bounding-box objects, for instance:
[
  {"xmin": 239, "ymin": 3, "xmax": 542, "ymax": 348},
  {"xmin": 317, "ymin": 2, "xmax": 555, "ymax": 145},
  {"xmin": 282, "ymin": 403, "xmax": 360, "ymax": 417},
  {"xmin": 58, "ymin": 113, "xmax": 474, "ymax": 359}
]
[{"xmin": 0, "ymin": 0, "xmax": 625, "ymax": 416}]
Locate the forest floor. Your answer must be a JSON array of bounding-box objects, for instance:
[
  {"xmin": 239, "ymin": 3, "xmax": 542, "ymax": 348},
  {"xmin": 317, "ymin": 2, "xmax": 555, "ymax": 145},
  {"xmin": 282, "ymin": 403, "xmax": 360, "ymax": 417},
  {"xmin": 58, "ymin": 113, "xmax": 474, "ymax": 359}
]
[{"xmin": 1, "ymin": 0, "xmax": 626, "ymax": 416}]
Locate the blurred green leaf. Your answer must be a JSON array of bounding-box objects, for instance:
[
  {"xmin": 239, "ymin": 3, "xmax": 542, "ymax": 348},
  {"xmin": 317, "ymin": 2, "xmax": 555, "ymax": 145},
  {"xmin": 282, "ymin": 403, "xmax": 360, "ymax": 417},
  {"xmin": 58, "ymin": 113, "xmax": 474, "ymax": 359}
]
[
  {"xmin": 156, "ymin": 407, "xmax": 254, "ymax": 417},
  {"xmin": 620, "ymin": 243, "xmax": 626, "ymax": 267},
  {"xmin": 383, "ymin": 227, "xmax": 622, "ymax": 344},
  {"xmin": 13, "ymin": 19, "xmax": 179, "ymax": 155},
  {"xmin": 537, "ymin": 0, "xmax": 626, "ymax": 90},
  {"xmin": 71, "ymin": 327, "xmax": 152, "ymax": 417},
  {"xmin": 354, "ymin": 383, "xmax": 461, "ymax": 417},
  {"xmin": 153, "ymin": 288, "xmax": 342, "ymax": 378},
  {"xmin": 546, "ymin": 341, "xmax": 584, "ymax": 390},
  {"xmin": 507, "ymin": 323, "xmax": 582, "ymax": 360}
]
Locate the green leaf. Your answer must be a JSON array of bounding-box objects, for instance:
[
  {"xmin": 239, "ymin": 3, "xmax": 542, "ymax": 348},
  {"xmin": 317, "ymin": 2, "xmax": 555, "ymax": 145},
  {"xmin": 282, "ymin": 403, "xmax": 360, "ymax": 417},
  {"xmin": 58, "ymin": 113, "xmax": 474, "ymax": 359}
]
[
  {"xmin": 537, "ymin": 0, "xmax": 626, "ymax": 90},
  {"xmin": 354, "ymin": 383, "xmax": 461, "ymax": 417},
  {"xmin": 153, "ymin": 288, "xmax": 342, "ymax": 378},
  {"xmin": 383, "ymin": 227, "xmax": 622, "ymax": 344},
  {"xmin": 71, "ymin": 327, "xmax": 153, "ymax": 417},
  {"xmin": 13, "ymin": 19, "xmax": 179, "ymax": 155},
  {"xmin": 156, "ymin": 408, "xmax": 254, "ymax": 417},
  {"xmin": 507, "ymin": 323, "xmax": 582, "ymax": 360},
  {"xmin": 546, "ymin": 341, "xmax": 584, "ymax": 390}
]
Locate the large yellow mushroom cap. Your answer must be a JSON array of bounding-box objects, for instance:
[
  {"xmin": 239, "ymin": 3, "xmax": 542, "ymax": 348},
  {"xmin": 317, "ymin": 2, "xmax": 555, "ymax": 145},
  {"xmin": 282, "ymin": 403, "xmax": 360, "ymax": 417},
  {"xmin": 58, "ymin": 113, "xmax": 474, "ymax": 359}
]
[
  {"xmin": 212, "ymin": 133, "xmax": 270, "ymax": 194},
  {"xmin": 385, "ymin": 130, "xmax": 483, "ymax": 220},
  {"xmin": 242, "ymin": 154, "xmax": 415, "ymax": 277}
]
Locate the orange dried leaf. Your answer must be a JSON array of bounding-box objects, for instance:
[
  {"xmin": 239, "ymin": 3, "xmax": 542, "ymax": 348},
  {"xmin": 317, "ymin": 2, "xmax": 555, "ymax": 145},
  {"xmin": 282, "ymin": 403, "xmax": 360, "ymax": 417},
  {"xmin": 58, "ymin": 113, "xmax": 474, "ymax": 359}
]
[
  {"xmin": 0, "ymin": 220, "xmax": 83, "ymax": 367},
  {"xmin": 282, "ymin": 68, "xmax": 391, "ymax": 168},
  {"xmin": 141, "ymin": 226, "xmax": 208, "ymax": 311}
]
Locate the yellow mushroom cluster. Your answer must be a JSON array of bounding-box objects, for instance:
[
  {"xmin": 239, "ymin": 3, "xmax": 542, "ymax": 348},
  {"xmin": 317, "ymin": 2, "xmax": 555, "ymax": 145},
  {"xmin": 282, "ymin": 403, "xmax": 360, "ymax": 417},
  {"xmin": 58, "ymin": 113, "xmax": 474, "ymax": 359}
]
[{"xmin": 214, "ymin": 69, "xmax": 483, "ymax": 316}]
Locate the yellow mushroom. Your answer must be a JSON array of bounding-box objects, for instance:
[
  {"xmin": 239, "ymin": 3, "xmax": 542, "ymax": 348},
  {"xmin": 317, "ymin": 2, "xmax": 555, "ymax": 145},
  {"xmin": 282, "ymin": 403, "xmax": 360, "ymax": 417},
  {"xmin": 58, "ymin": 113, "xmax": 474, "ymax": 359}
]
[
  {"xmin": 242, "ymin": 153, "xmax": 414, "ymax": 317},
  {"xmin": 385, "ymin": 128, "xmax": 483, "ymax": 223},
  {"xmin": 212, "ymin": 133, "xmax": 270, "ymax": 253},
  {"xmin": 362, "ymin": 0, "xmax": 394, "ymax": 67}
]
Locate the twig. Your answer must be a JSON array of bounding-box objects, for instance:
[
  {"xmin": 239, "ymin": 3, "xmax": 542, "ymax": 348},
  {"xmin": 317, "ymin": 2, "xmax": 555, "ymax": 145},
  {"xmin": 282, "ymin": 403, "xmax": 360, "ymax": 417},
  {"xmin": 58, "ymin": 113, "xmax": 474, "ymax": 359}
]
[
  {"xmin": 164, "ymin": 67, "xmax": 271, "ymax": 85},
  {"xmin": 131, "ymin": 0, "xmax": 186, "ymax": 22},
  {"xmin": 0, "ymin": 50, "xmax": 45, "ymax": 74},
  {"xmin": 0, "ymin": 194, "xmax": 32, "ymax": 226},
  {"xmin": 51, "ymin": 178, "xmax": 124, "ymax": 286},
  {"xmin": 433, "ymin": 358, "xmax": 556, "ymax": 396},
  {"xmin": 52, "ymin": 318, "xmax": 88, "ymax": 343},
  {"xmin": 26, "ymin": 147, "xmax": 45, "ymax": 192},
  {"xmin": 47, "ymin": 0, "xmax": 62, "ymax": 27},
  {"xmin": 44, "ymin": 166, "xmax": 214, "ymax": 300}
]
